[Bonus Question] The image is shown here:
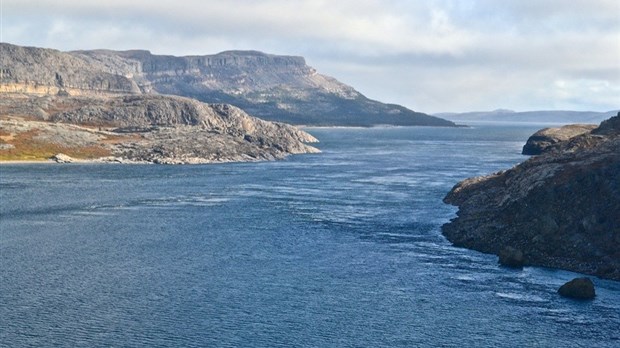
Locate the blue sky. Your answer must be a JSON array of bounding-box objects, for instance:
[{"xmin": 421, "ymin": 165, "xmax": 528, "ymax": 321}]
[{"xmin": 2, "ymin": 0, "xmax": 619, "ymax": 113}]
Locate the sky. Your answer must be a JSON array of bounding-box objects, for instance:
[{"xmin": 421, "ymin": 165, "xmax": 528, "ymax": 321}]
[{"xmin": 2, "ymin": 0, "xmax": 619, "ymax": 113}]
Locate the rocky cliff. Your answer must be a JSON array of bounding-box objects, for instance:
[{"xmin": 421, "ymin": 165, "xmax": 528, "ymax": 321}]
[
  {"xmin": 0, "ymin": 44, "xmax": 141, "ymax": 95},
  {"xmin": 1, "ymin": 43, "xmax": 455, "ymax": 127},
  {"xmin": 0, "ymin": 94, "xmax": 319, "ymax": 164},
  {"xmin": 442, "ymin": 114, "xmax": 620, "ymax": 280}
]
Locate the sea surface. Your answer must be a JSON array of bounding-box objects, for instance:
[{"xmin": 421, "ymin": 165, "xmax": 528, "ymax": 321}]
[{"xmin": 1, "ymin": 124, "xmax": 619, "ymax": 347}]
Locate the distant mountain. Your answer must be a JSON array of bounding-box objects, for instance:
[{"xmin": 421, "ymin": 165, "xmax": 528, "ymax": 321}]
[
  {"xmin": 0, "ymin": 43, "xmax": 455, "ymax": 127},
  {"xmin": 435, "ymin": 109, "xmax": 618, "ymax": 124},
  {"xmin": 0, "ymin": 43, "xmax": 322, "ymax": 164}
]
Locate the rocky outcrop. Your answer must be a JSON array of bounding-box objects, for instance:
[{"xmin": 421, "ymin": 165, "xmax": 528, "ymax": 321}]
[
  {"xmin": 521, "ymin": 124, "xmax": 596, "ymax": 155},
  {"xmin": 442, "ymin": 114, "xmax": 620, "ymax": 280},
  {"xmin": 498, "ymin": 246, "xmax": 525, "ymax": 268},
  {"xmin": 0, "ymin": 43, "xmax": 140, "ymax": 95},
  {"xmin": 0, "ymin": 94, "xmax": 319, "ymax": 164},
  {"xmin": 558, "ymin": 278, "xmax": 596, "ymax": 299},
  {"xmin": 50, "ymin": 153, "xmax": 77, "ymax": 163},
  {"xmin": 1, "ymin": 42, "xmax": 456, "ymax": 127}
]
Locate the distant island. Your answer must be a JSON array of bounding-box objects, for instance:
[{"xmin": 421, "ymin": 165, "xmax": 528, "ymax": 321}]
[{"xmin": 436, "ymin": 109, "xmax": 618, "ymax": 124}]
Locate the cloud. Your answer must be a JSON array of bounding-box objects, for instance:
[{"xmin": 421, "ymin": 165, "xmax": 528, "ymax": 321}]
[
  {"xmin": 2, "ymin": 0, "xmax": 480, "ymax": 56},
  {"xmin": 2, "ymin": 0, "xmax": 619, "ymax": 112}
]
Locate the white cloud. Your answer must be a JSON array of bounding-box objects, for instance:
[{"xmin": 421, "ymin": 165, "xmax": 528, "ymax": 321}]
[{"xmin": 2, "ymin": 0, "xmax": 619, "ymax": 112}]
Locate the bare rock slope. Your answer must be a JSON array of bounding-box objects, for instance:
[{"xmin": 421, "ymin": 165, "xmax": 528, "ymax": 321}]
[
  {"xmin": 0, "ymin": 43, "xmax": 140, "ymax": 95},
  {"xmin": 442, "ymin": 114, "xmax": 620, "ymax": 280},
  {"xmin": 0, "ymin": 94, "xmax": 319, "ymax": 164},
  {"xmin": 521, "ymin": 124, "xmax": 597, "ymax": 155},
  {"xmin": 1, "ymin": 42, "xmax": 455, "ymax": 127}
]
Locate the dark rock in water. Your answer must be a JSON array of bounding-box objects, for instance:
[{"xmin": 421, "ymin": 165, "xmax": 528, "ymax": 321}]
[
  {"xmin": 498, "ymin": 247, "xmax": 525, "ymax": 268},
  {"xmin": 442, "ymin": 114, "xmax": 620, "ymax": 281},
  {"xmin": 522, "ymin": 124, "xmax": 596, "ymax": 155},
  {"xmin": 558, "ymin": 278, "xmax": 596, "ymax": 300}
]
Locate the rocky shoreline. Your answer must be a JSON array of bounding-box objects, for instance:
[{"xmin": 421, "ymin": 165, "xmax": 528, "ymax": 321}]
[
  {"xmin": 0, "ymin": 94, "xmax": 319, "ymax": 164},
  {"xmin": 442, "ymin": 114, "xmax": 620, "ymax": 280}
]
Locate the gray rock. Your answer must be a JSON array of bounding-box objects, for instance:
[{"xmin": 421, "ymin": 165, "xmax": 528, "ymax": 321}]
[
  {"xmin": 50, "ymin": 153, "xmax": 76, "ymax": 163},
  {"xmin": 0, "ymin": 43, "xmax": 140, "ymax": 94},
  {"xmin": 522, "ymin": 124, "xmax": 596, "ymax": 155},
  {"xmin": 592, "ymin": 111, "xmax": 620, "ymax": 135},
  {"xmin": 1, "ymin": 42, "xmax": 455, "ymax": 127},
  {"xmin": 442, "ymin": 115, "xmax": 620, "ymax": 280},
  {"xmin": 558, "ymin": 278, "xmax": 596, "ymax": 299},
  {"xmin": 1, "ymin": 94, "xmax": 320, "ymax": 164}
]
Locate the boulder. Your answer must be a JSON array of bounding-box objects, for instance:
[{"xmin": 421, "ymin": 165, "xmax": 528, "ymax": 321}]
[
  {"xmin": 558, "ymin": 278, "xmax": 596, "ymax": 300},
  {"xmin": 50, "ymin": 153, "xmax": 76, "ymax": 163},
  {"xmin": 498, "ymin": 246, "xmax": 525, "ymax": 268}
]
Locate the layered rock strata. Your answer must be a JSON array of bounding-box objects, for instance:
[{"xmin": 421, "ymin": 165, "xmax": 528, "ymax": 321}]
[{"xmin": 0, "ymin": 42, "xmax": 455, "ymax": 127}]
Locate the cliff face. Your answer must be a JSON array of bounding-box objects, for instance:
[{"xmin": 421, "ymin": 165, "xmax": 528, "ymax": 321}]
[
  {"xmin": 0, "ymin": 43, "xmax": 323, "ymax": 164},
  {"xmin": 0, "ymin": 44, "xmax": 140, "ymax": 94},
  {"xmin": 1, "ymin": 43, "xmax": 455, "ymax": 127},
  {"xmin": 442, "ymin": 114, "xmax": 620, "ymax": 280}
]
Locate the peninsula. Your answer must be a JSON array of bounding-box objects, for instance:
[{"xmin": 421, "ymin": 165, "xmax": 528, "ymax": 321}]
[{"xmin": 442, "ymin": 114, "xmax": 620, "ymax": 280}]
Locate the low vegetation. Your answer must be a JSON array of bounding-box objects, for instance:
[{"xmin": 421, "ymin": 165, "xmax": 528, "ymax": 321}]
[{"xmin": 0, "ymin": 126, "xmax": 111, "ymax": 161}]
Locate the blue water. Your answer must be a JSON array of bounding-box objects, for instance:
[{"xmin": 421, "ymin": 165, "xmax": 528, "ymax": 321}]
[{"xmin": 1, "ymin": 125, "xmax": 619, "ymax": 347}]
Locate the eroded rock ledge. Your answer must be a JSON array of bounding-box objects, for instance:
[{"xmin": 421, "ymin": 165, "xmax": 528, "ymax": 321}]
[{"xmin": 442, "ymin": 114, "xmax": 620, "ymax": 280}]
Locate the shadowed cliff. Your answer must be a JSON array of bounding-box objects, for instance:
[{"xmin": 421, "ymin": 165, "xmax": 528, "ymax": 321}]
[{"xmin": 442, "ymin": 114, "xmax": 620, "ymax": 280}]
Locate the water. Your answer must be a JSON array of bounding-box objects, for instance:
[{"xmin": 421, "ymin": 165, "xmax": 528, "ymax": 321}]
[{"xmin": 1, "ymin": 124, "xmax": 618, "ymax": 347}]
